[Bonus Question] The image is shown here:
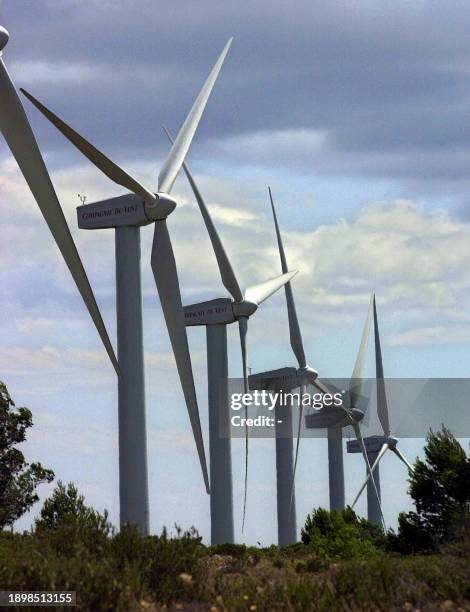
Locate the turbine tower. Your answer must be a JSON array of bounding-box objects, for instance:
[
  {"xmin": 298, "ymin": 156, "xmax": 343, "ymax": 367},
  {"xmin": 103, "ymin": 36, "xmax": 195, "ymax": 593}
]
[
  {"xmin": 0, "ymin": 25, "xmax": 118, "ymax": 374},
  {"xmin": 248, "ymin": 188, "xmax": 318, "ymax": 547},
  {"xmin": 169, "ymin": 154, "xmax": 296, "ymax": 542},
  {"xmin": 21, "ymin": 38, "xmax": 234, "ymax": 534},
  {"xmin": 305, "ymin": 295, "xmax": 387, "ymax": 530},
  {"xmin": 347, "ymin": 295, "xmax": 414, "ymax": 526}
]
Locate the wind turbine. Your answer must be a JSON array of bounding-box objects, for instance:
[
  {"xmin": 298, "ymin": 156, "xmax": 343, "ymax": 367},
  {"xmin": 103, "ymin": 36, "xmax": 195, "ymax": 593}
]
[
  {"xmin": 305, "ymin": 294, "xmax": 387, "ymax": 530},
  {"xmin": 165, "ymin": 147, "xmax": 297, "ymax": 540},
  {"xmin": 0, "ymin": 25, "xmax": 118, "ymax": 374},
  {"xmin": 20, "ymin": 38, "xmax": 234, "ymax": 534},
  {"xmin": 347, "ymin": 295, "xmax": 414, "ymax": 526},
  {"xmin": 249, "ymin": 188, "xmax": 319, "ymax": 547}
]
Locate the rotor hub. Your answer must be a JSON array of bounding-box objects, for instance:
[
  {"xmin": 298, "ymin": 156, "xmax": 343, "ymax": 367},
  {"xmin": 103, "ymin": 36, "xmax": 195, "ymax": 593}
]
[
  {"xmin": 233, "ymin": 300, "xmax": 258, "ymax": 318},
  {"xmin": 350, "ymin": 407, "xmax": 365, "ymax": 423},
  {"xmin": 297, "ymin": 365, "xmax": 318, "ymax": 386},
  {"xmin": 144, "ymin": 193, "xmax": 177, "ymax": 220},
  {"xmin": 0, "ymin": 26, "xmax": 9, "ymax": 51}
]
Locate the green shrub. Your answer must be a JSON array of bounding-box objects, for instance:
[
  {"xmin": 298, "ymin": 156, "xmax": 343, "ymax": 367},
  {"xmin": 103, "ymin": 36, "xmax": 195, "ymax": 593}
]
[
  {"xmin": 0, "ymin": 531, "xmax": 142, "ymax": 611},
  {"xmin": 35, "ymin": 482, "xmax": 113, "ymax": 558},
  {"xmin": 301, "ymin": 507, "xmax": 383, "ymax": 559},
  {"xmin": 209, "ymin": 542, "xmax": 247, "ymax": 558},
  {"xmin": 148, "ymin": 525, "xmax": 207, "ymax": 604}
]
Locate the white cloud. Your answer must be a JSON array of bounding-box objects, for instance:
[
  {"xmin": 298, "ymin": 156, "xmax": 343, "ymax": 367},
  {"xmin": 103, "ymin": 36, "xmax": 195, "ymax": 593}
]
[
  {"xmin": 10, "ymin": 60, "xmax": 96, "ymax": 86},
  {"xmin": 390, "ymin": 326, "xmax": 470, "ymax": 347},
  {"xmin": 280, "ymin": 200, "xmax": 470, "ymax": 319},
  {"xmin": 3, "ymin": 157, "xmax": 470, "ymax": 361},
  {"xmin": 16, "ymin": 317, "xmax": 52, "ymax": 334},
  {"xmin": 214, "ymin": 128, "xmax": 328, "ymax": 167}
]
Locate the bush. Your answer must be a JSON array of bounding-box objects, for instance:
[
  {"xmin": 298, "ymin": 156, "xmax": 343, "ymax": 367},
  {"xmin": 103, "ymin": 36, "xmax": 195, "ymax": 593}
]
[
  {"xmin": 148, "ymin": 525, "xmax": 206, "ymax": 604},
  {"xmin": 35, "ymin": 481, "xmax": 113, "ymax": 557},
  {"xmin": 0, "ymin": 531, "xmax": 143, "ymax": 611},
  {"xmin": 301, "ymin": 507, "xmax": 384, "ymax": 559}
]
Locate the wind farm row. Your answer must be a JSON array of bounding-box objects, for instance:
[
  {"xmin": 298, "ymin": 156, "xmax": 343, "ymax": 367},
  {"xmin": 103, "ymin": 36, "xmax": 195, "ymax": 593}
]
[{"xmin": 0, "ymin": 25, "xmax": 413, "ymax": 546}]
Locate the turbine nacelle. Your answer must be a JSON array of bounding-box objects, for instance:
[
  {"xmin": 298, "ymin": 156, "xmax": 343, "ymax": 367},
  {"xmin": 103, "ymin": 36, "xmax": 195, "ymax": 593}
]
[
  {"xmin": 347, "ymin": 434, "xmax": 398, "ymax": 454},
  {"xmin": 184, "ymin": 297, "xmax": 235, "ymax": 326},
  {"xmin": 305, "ymin": 405, "xmax": 365, "ymax": 430},
  {"xmin": 249, "ymin": 366, "xmax": 298, "ymax": 392},
  {"xmin": 77, "ymin": 192, "xmax": 177, "ymax": 230},
  {"xmin": 0, "ymin": 26, "xmax": 9, "ymax": 52},
  {"xmin": 249, "ymin": 365, "xmax": 318, "ymax": 393}
]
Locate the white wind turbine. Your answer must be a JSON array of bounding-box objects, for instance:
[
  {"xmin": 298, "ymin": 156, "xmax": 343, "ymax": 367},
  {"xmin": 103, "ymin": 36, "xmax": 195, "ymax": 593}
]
[
  {"xmin": 163, "ymin": 142, "xmax": 297, "ymax": 538},
  {"xmin": 20, "ymin": 38, "xmax": 233, "ymax": 534},
  {"xmin": 249, "ymin": 188, "xmax": 319, "ymax": 547},
  {"xmin": 348, "ymin": 295, "xmax": 414, "ymax": 525},
  {"xmin": 0, "ymin": 25, "xmax": 118, "ymax": 374},
  {"xmin": 305, "ymin": 294, "xmax": 387, "ymax": 530}
]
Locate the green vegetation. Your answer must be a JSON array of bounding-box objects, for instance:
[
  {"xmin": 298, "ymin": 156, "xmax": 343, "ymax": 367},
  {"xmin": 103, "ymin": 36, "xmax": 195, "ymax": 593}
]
[
  {"xmin": 0, "ymin": 383, "xmax": 468, "ymax": 610},
  {"xmin": 0, "ymin": 381, "xmax": 53, "ymax": 529},
  {"xmin": 0, "ymin": 523, "xmax": 468, "ymax": 611},
  {"xmin": 301, "ymin": 506, "xmax": 385, "ymax": 559},
  {"xmin": 390, "ymin": 426, "xmax": 470, "ymax": 554}
]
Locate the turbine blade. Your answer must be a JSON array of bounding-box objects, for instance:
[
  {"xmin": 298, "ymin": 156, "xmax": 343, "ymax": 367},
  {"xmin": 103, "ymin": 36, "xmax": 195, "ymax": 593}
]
[
  {"xmin": 163, "ymin": 126, "xmax": 243, "ymax": 302},
  {"xmin": 238, "ymin": 316, "xmax": 249, "ymax": 532},
  {"xmin": 268, "ymin": 187, "xmax": 306, "ymax": 368},
  {"xmin": 352, "ymin": 443, "xmax": 388, "ymax": 508},
  {"xmin": 150, "ymin": 220, "xmax": 210, "ymax": 494},
  {"xmin": 373, "ymin": 295, "xmax": 391, "ymax": 437},
  {"xmin": 244, "ymin": 270, "xmax": 297, "ymax": 306},
  {"xmin": 20, "ymin": 88, "xmax": 157, "ymax": 206},
  {"xmin": 312, "ymin": 378, "xmax": 339, "ymax": 395},
  {"xmin": 351, "ymin": 419, "xmax": 386, "ymax": 530},
  {"xmin": 158, "ymin": 38, "xmax": 233, "ymax": 194},
  {"xmin": 289, "ymin": 384, "xmax": 305, "ymax": 515},
  {"xmin": 350, "ymin": 294, "xmax": 374, "ymax": 409},
  {"xmin": 391, "ymin": 446, "xmax": 415, "ymax": 472},
  {"xmin": 0, "ymin": 59, "xmax": 119, "ymax": 376}
]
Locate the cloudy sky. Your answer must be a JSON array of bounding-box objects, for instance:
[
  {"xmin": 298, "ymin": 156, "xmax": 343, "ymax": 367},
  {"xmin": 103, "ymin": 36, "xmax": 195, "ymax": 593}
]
[{"xmin": 1, "ymin": 0, "xmax": 469, "ymax": 543}]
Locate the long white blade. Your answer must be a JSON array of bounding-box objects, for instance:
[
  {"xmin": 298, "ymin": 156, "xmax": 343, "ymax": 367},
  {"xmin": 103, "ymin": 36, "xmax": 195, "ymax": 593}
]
[
  {"xmin": 163, "ymin": 126, "xmax": 243, "ymax": 302},
  {"xmin": 20, "ymin": 89, "xmax": 157, "ymax": 206},
  {"xmin": 352, "ymin": 443, "xmax": 389, "ymax": 508},
  {"xmin": 350, "ymin": 294, "xmax": 374, "ymax": 409},
  {"xmin": 351, "ymin": 419, "xmax": 386, "ymax": 530},
  {"xmin": 158, "ymin": 38, "xmax": 233, "ymax": 194},
  {"xmin": 150, "ymin": 220, "xmax": 210, "ymax": 494},
  {"xmin": 244, "ymin": 270, "xmax": 297, "ymax": 306},
  {"xmin": 269, "ymin": 188, "xmax": 306, "ymax": 368},
  {"xmin": 0, "ymin": 59, "xmax": 119, "ymax": 376},
  {"xmin": 391, "ymin": 446, "xmax": 414, "ymax": 472},
  {"xmin": 289, "ymin": 384, "xmax": 305, "ymax": 515},
  {"xmin": 238, "ymin": 316, "xmax": 249, "ymax": 532},
  {"xmin": 373, "ymin": 296, "xmax": 391, "ymax": 437}
]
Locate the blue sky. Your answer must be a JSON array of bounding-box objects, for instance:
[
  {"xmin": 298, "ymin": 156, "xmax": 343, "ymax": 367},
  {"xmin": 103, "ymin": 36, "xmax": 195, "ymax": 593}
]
[{"xmin": 1, "ymin": 0, "xmax": 469, "ymax": 543}]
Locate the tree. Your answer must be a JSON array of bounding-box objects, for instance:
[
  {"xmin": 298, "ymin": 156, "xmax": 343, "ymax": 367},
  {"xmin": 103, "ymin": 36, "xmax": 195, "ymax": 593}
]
[
  {"xmin": 393, "ymin": 426, "xmax": 470, "ymax": 553},
  {"xmin": 35, "ymin": 480, "xmax": 112, "ymax": 533},
  {"xmin": 35, "ymin": 481, "xmax": 113, "ymax": 556},
  {"xmin": 0, "ymin": 381, "xmax": 54, "ymax": 529}
]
